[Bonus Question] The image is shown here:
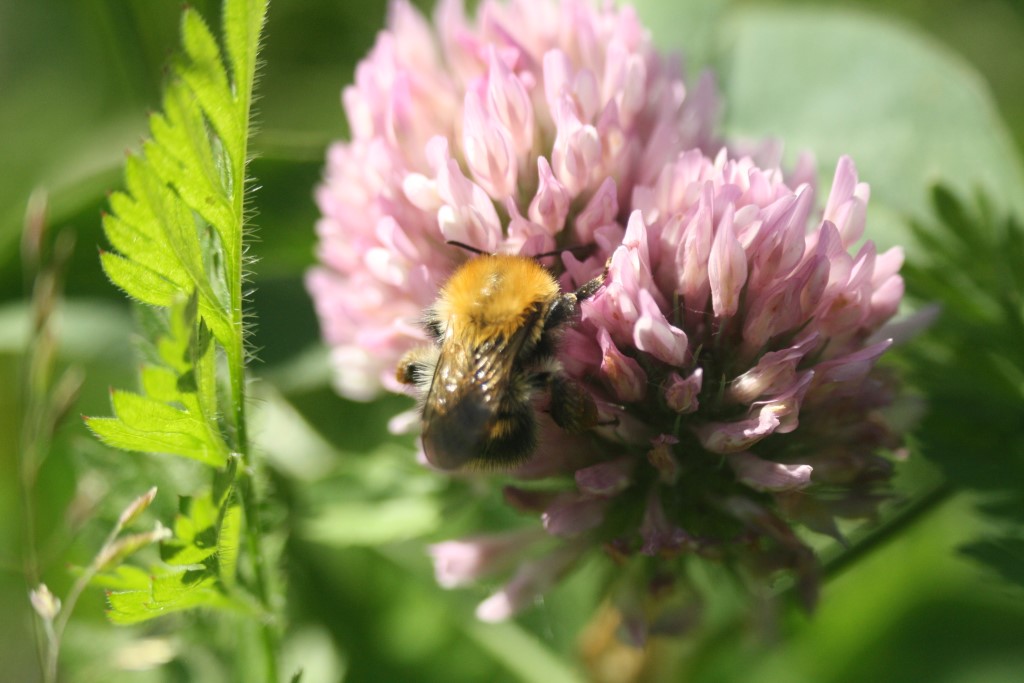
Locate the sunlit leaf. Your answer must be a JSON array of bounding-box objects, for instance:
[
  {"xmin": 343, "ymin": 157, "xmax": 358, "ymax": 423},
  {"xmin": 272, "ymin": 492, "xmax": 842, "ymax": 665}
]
[
  {"xmin": 162, "ymin": 494, "xmax": 221, "ymax": 568},
  {"xmin": 105, "ymin": 567, "xmax": 242, "ymax": 625},
  {"xmin": 87, "ymin": 296, "xmax": 228, "ymax": 467},
  {"xmin": 97, "ymin": 0, "xmax": 265, "ymax": 351},
  {"xmin": 84, "ymin": 0, "xmax": 270, "ymax": 629}
]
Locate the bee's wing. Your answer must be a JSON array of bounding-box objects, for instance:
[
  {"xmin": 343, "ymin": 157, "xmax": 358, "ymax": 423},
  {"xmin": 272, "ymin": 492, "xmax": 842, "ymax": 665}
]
[
  {"xmin": 423, "ymin": 331, "xmax": 521, "ymax": 419},
  {"xmin": 421, "ymin": 320, "xmax": 536, "ymax": 469}
]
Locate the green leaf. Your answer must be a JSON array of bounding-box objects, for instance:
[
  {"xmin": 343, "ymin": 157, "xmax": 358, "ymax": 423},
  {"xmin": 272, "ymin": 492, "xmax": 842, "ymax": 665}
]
[
  {"xmin": 179, "ymin": 10, "xmax": 239, "ymax": 162},
  {"xmin": 961, "ymin": 537, "xmax": 1024, "ymax": 590},
  {"xmin": 105, "ymin": 566, "xmax": 240, "ymax": 625},
  {"xmin": 224, "ymin": 0, "xmax": 269, "ymax": 114},
  {"xmin": 99, "ymin": 251, "xmax": 180, "ymax": 308},
  {"xmin": 93, "ymin": 558, "xmax": 247, "ymax": 625},
  {"xmin": 97, "ymin": 0, "xmax": 266, "ymax": 366},
  {"xmin": 904, "ymin": 187, "xmax": 1024, "ymax": 593},
  {"xmin": 90, "ymin": 565, "xmax": 158, "ymax": 592},
  {"xmin": 87, "ymin": 390, "xmax": 222, "ymax": 466},
  {"xmin": 159, "ymin": 482, "xmax": 243, "ymax": 590},
  {"xmin": 87, "ymin": 296, "xmax": 229, "ymax": 467},
  {"xmin": 627, "ymin": 3, "xmax": 1024, "ymax": 274},
  {"xmin": 162, "ymin": 494, "xmax": 221, "ymax": 567},
  {"xmin": 696, "ymin": 7, "xmax": 1024, "ymax": 234}
]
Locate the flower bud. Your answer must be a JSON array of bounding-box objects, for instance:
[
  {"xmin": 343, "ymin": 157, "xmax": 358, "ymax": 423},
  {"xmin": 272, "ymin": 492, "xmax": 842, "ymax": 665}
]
[{"xmin": 30, "ymin": 583, "xmax": 61, "ymax": 622}]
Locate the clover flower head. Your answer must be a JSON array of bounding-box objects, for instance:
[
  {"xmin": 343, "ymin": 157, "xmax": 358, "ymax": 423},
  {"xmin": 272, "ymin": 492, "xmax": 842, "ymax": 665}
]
[
  {"xmin": 308, "ymin": 0, "xmax": 719, "ymax": 399},
  {"xmin": 309, "ymin": 0, "xmax": 907, "ymax": 638}
]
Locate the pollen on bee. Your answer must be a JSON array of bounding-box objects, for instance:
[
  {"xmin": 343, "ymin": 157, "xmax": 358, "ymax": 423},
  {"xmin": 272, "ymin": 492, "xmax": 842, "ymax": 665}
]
[{"xmin": 440, "ymin": 254, "xmax": 560, "ymax": 339}]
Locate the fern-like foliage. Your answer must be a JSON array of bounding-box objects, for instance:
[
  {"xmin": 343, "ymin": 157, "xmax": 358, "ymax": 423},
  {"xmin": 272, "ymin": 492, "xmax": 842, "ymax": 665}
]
[
  {"xmin": 903, "ymin": 186, "xmax": 1024, "ymax": 593},
  {"xmin": 93, "ymin": 462, "xmax": 246, "ymax": 624},
  {"xmin": 89, "ymin": 295, "xmax": 227, "ymax": 466},
  {"xmin": 85, "ymin": 0, "xmax": 272, "ymax": 638}
]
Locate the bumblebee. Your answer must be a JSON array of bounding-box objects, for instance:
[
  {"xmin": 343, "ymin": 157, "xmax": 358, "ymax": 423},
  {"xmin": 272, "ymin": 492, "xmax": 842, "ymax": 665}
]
[{"xmin": 397, "ymin": 252, "xmax": 606, "ymax": 470}]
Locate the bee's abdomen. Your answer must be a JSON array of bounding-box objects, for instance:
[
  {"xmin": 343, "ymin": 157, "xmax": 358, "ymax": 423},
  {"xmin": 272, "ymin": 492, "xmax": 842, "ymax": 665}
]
[
  {"xmin": 422, "ymin": 395, "xmax": 536, "ymax": 470},
  {"xmin": 482, "ymin": 407, "xmax": 537, "ymax": 464}
]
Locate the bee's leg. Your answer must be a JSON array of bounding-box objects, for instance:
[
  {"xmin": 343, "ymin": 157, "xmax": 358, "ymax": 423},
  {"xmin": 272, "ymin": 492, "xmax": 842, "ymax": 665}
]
[
  {"xmin": 573, "ymin": 264, "xmax": 608, "ymax": 302},
  {"xmin": 544, "ymin": 266, "xmax": 608, "ymax": 330},
  {"xmin": 396, "ymin": 346, "xmax": 438, "ymax": 388},
  {"xmin": 548, "ymin": 373, "xmax": 599, "ymax": 432}
]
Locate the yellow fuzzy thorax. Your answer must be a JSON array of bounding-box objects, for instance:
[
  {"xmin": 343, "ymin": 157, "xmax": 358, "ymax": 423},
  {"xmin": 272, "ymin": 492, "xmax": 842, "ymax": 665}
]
[{"xmin": 434, "ymin": 254, "xmax": 560, "ymax": 341}]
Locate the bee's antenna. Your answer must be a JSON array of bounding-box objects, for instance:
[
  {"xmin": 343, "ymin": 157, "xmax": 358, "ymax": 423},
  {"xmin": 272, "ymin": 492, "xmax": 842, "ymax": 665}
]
[
  {"xmin": 533, "ymin": 243, "xmax": 596, "ymax": 260},
  {"xmin": 445, "ymin": 240, "xmax": 488, "ymax": 255}
]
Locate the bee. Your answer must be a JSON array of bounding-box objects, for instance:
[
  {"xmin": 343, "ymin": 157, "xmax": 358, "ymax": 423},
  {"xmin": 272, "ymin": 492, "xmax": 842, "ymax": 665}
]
[{"xmin": 397, "ymin": 248, "xmax": 606, "ymax": 470}]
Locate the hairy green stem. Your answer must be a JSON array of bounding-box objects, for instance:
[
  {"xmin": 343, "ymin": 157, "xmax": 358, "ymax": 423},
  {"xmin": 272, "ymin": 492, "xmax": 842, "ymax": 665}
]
[
  {"xmin": 226, "ymin": 6, "xmax": 276, "ymax": 679},
  {"xmin": 239, "ymin": 471, "xmax": 278, "ymax": 680}
]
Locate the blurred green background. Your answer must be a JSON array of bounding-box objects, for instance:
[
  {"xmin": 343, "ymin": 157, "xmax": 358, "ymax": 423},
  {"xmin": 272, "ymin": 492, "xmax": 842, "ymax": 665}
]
[{"xmin": 2, "ymin": 0, "xmax": 1023, "ymax": 681}]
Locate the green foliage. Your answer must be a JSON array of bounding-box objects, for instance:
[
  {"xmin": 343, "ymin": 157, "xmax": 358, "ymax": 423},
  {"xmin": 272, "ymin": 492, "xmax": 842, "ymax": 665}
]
[
  {"xmin": 716, "ymin": 7, "xmax": 1024, "ymax": 224},
  {"xmin": 961, "ymin": 537, "xmax": 1024, "ymax": 588},
  {"xmin": 904, "ymin": 186, "xmax": 1024, "ymax": 593},
  {"xmin": 95, "ymin": 564, "xmax": 242, "ymax": 625},
  {"xmin": 94, "ymin": 474, "xmax": 248, "ymax": 625},
  {"xmin": 87, "ymin": 295, "xmax": 228, "ymax": 466},
  {"xmin": 97, "ymin": 0, "xmax": 264, "ymax": 364},
  {"xmin": 83, "ymin": 0, "xmax": 272, "ymax": 640}
]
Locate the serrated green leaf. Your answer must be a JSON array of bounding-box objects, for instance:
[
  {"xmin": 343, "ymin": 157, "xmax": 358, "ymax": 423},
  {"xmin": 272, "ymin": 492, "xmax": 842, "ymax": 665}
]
[
  {"xmin": 160, "ymin": 544, "xmax": 217, "ymax": 568},
  {"xmin": 87, "ymin": 389, "xmax": 227, "ymax": 466},
  {"xmin": 180, "ymin": 9, "xmax": 240, "ymax": 165},
  {"xmin": 86, "ymin": 0, "xmax": 273, "ymax": 632},
  {"xmin": 102, "ymin": 213, "xmax": 190, "ymax": 288},
  {"xmin": 148, "ymin": 83, "xmax": 236, "ymax": 244},
  {"xmin": 961, "ymin": 537, "xmax": 1024, "ymax": 590},
  {"xmin": 161, "ymin": 488, "xmax": 241, "ymax": 586},
  {"xmin": 904, "ymin": 187, "xmax": 1024, "ymax": 596},
  {"xmin": 90, "ymin": 564, "xmax": 154, "ymax": 592},
  {"xmin": 100, "ymin": 251, "xmax": 180, "ymax": 307},
  {"xmin": 105, "ymin": 568, "xmax": 239, "ymax": 625},
  {"xmin": 98, "ymin": 0, "xmax": 264, "ymax": 360},
  {"xmin": 174, "ymin": 493, "xmax": 220, "ymax": 544},
  {"xmin": 224, "ymin": 0, "xmax": 268, "ymax": 120},
  {"xmin": 140, "ymin": 365, "xmax": 185, "ymax": 403},
  {"xmin": 87, "ymin": 296, "xmax": 229, "ymax": 466},
  {"xmin": 87, "ymin": 416, "xmax": 220, "ymax": 467}
]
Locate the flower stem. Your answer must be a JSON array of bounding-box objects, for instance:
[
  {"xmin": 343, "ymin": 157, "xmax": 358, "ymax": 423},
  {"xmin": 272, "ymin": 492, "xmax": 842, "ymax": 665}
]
[
  {"xmin": 820, "ymin": 481, "xmax": 955, "ymax": 581},
  {"xmin": 239, "ymin": 468, "xmax": 278, "ymax": 682}
]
